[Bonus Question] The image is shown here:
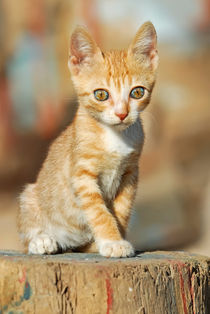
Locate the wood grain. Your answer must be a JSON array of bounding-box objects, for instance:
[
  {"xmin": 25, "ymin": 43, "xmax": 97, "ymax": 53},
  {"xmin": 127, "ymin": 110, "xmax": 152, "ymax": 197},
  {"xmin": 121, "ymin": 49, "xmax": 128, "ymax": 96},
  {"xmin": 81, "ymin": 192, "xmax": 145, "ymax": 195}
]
[{"xmin": 0, "ymin": 251, "xmax": 209, "ymax": 314}]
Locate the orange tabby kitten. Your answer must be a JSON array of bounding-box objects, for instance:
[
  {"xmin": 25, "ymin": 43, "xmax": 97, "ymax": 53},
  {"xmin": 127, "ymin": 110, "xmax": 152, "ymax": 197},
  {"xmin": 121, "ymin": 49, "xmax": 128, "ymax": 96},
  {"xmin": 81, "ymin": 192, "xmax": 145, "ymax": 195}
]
[{"xmin": 18, "ymin": 22, "xmax": 158, "ymax": 257}]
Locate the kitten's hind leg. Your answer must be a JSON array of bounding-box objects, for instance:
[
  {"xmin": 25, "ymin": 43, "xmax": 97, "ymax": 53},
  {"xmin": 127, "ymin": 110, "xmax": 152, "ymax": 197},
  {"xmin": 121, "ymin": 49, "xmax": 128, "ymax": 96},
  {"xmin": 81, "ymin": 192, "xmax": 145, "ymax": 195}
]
[{"xmin": 18, "ymin": 184, "xmax": 58, "ymax": 254}]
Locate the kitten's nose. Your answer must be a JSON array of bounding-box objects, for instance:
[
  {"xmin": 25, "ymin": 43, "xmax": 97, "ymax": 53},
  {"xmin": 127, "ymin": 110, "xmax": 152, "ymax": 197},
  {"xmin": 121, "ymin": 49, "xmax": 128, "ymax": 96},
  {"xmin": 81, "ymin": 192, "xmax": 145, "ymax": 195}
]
[{"xmin": 115, "ymin": 112, "xmax": 128, "ymax": 121}]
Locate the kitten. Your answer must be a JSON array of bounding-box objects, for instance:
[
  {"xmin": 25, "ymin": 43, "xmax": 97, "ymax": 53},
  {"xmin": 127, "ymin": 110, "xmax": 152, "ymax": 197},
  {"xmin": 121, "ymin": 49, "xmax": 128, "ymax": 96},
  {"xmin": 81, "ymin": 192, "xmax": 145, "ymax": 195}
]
[{"xmin": 18, "ymin": 22, "xmax": 158, "ymax": 257}]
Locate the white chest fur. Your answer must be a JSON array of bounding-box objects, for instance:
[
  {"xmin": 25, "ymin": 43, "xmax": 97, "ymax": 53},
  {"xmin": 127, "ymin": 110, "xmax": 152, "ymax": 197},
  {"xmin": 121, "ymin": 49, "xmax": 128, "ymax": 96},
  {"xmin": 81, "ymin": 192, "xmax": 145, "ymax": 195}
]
[
  {"xmin": 102, "ymin": 119, "xmax": 144, "ymax": 156},
  {"xmin": 99, "ymin": 119, "xmax": 144, "ymax": 200}
]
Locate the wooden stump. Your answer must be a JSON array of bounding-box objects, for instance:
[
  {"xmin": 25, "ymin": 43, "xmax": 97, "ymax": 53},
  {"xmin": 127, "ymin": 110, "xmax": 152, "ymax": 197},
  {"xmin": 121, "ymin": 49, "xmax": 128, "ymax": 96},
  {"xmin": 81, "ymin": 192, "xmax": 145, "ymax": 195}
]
[{"xmin": 0, "ymin": 251, "xmax": 209, "ymax": 313}]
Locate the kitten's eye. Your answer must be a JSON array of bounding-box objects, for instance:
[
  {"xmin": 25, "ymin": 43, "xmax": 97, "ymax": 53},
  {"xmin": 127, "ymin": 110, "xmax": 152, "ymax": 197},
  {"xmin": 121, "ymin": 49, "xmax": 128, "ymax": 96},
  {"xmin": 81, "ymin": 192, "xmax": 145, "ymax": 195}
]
[
  {"xmin": 94, "ymin": 89, "xmax": 109, "ymax": 101},
  {"xmin": 130, "ymin": 87, "xmax": 145, "ymax": 99}
]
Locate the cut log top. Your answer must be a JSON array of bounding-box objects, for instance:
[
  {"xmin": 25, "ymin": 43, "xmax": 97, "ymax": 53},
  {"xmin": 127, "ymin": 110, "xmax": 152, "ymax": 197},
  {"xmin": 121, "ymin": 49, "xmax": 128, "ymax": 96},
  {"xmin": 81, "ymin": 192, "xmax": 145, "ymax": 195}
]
[
  {"xmin": 0, "ymin": 251, "xmax": 209, "ymax": 314},
  {"xmin": 0, "ymin": 249, "xmax": 209, "ymax": 264}
]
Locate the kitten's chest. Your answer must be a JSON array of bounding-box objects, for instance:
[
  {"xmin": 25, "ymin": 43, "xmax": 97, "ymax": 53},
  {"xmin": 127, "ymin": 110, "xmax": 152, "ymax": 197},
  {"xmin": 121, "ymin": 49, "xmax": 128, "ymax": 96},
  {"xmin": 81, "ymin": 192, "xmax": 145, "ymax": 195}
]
[
  {"xmin": 102, "ymin": 121, "xmax": 143, "ymax": 156},
  {"xmin": 99, "ymin": 121, "xmax": 143, "ymax": 200},
  {"xmin": 99, "ymin": 153, "xmax": 125, "ymax": 200}
]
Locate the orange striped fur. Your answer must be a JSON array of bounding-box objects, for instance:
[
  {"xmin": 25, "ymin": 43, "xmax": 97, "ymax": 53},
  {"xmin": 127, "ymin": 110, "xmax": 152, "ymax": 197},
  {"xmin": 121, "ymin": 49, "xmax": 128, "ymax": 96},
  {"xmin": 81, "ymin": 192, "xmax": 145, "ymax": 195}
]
[{"xmin": 18, "ymin": 22, "xmax": 158, "ymax": 257}]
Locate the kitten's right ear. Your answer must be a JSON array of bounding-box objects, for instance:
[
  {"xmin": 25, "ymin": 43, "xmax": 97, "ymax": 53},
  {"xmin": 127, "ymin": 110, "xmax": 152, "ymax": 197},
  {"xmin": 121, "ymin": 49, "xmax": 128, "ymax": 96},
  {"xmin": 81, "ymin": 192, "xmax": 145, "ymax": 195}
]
[{"xmin": 68, "ymin": 26, "xmax": 100, "ymax": 74}]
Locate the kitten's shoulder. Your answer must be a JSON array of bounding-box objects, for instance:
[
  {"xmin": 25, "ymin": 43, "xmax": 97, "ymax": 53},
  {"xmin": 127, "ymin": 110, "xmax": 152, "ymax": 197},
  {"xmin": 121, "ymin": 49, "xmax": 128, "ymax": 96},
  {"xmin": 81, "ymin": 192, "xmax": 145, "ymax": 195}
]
[{"xmin": 46, "ymin": 123, "xmax": 75, "ymax": 158}]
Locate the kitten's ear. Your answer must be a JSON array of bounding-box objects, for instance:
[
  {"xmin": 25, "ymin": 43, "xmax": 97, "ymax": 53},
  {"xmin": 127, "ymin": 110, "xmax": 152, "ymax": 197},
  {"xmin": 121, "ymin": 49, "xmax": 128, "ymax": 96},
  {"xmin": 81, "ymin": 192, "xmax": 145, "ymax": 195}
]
[
  {"xmin": 68, "ymin": 26, "xmax": 101, "ymax": 74},
  {"xmin": 129, "ymin": 22, "xmax": 158, "ymax": 71}
]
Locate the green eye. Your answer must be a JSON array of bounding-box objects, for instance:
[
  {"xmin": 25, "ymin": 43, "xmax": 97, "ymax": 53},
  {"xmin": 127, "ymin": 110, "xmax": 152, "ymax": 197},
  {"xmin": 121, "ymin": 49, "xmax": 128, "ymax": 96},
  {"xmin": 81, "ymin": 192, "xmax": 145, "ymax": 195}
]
[
  {"xmin": 130, "ymin": 87, "xmax": 145, "ymax": 99},
  {"xmin": 94, "ymin": 89, "xmax": 109, "ymax": 101}
]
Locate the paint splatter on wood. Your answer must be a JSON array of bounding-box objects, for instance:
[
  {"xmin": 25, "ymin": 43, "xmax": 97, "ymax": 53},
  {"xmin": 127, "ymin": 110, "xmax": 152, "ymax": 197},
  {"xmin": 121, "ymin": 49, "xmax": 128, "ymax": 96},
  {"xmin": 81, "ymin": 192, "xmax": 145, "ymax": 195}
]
[
  {"xmin": 0, "ymin": 251, "xmax": 208, "ymax": 313},
  {"xmin": 106, "ymin": 278, "xmax": 113, "ymax": 314}
]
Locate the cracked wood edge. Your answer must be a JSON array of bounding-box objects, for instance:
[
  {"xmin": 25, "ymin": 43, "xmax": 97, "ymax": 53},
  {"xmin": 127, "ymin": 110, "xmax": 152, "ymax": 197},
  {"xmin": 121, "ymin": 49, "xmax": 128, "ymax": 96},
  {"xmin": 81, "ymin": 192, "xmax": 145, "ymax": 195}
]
[{"xmin": 0, "ymin": 251, "xmax": 209, "ymax": 314}]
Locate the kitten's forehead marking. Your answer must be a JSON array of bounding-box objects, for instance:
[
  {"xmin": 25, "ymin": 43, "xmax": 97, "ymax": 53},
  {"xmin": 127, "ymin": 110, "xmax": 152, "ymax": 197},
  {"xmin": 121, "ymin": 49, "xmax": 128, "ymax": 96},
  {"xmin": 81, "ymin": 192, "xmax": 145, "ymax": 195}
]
[
  {"xmin": 104, "ymin": 50, "xmax": 131, "ymax": 88},
  {"xmin": 103, "ymin": 50, "xmax": 134, "ymax": 104},
  {"xmin": 109, "ymin": 76, "xmax": 132, "ymax": 105}
]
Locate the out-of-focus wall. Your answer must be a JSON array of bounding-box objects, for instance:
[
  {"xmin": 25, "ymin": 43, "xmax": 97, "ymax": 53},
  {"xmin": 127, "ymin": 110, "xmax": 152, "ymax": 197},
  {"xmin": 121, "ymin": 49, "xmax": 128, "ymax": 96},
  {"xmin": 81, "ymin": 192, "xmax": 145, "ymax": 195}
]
[{"xmin": 0, "ymin": 0, "xmax": 209, "ymax": 255}]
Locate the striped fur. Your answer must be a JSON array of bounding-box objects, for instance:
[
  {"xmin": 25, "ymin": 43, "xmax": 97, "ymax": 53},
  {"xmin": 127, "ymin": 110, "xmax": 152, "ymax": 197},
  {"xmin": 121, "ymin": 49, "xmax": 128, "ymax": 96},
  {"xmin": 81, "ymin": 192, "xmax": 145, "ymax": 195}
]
[{"xmin": 18, "ymin": 22, "xmax": 158, "ymax": 257}]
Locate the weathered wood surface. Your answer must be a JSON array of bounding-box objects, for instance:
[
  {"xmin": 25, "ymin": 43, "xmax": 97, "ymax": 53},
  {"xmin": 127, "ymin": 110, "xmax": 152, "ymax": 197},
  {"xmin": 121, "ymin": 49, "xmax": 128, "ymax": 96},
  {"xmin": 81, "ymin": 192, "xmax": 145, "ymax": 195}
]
[{"xmin": 0, "ymin": 250, "xmax": 209, "ymax": 314}]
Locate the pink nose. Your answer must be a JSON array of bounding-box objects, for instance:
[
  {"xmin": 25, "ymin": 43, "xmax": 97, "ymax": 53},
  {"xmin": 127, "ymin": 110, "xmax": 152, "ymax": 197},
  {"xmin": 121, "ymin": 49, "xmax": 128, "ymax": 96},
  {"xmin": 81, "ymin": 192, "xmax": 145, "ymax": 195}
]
[{"xmin": 115, "ymin": 112, "xmax": 128, "ymax": 121}]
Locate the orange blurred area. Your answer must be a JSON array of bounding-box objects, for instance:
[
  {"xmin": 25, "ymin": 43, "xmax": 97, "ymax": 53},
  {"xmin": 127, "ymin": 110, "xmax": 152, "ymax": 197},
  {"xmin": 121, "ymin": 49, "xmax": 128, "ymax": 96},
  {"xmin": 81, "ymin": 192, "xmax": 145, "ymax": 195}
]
[{"xmin": 0, "ymin": 0, "xmax": 210, "ymax": 255}]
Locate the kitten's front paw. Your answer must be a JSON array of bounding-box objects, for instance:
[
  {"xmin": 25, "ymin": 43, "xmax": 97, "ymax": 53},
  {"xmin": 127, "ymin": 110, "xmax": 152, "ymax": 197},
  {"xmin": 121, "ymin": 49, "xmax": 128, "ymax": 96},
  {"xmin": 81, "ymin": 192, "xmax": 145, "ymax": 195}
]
[
  {"xmin": 98, "ymin": 240, "xmax": 134, "ymax": 258},
  {"xmin": 28, "ymin": 235, "xmax": 58, "ymax": 254}
]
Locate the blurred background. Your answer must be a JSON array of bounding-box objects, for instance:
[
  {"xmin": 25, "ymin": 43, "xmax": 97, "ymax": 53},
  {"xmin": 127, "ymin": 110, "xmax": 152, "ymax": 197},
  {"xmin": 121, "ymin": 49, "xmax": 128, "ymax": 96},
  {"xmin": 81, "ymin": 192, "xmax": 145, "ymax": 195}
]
[{"xmin": 0, "ymin": 0, "xmax": 209, "ymax": 256}]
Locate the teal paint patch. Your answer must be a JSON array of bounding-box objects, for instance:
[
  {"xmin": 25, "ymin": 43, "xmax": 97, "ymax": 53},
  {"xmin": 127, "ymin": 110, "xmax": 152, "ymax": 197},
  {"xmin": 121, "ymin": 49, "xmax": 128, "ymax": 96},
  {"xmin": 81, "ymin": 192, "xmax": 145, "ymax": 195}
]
[
  {"xmin": 0, "ymin": 305, "xmax": 9, "ymax": 313},
  {"xmin": 0, "ymin": 280, "xmax": 32, "ymax": 312},
  {"xmin": 23, "ymin": 281, "xmax": 32, "ymax": 300}
]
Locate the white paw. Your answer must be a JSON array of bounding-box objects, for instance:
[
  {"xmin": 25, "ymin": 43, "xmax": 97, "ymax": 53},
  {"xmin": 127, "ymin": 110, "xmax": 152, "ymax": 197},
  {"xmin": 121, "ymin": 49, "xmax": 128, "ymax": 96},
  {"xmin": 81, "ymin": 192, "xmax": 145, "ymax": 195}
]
[
  {"xmin": 28, "ymin": 235, "xmax": 58, "ymax": 254},
  {"xmin": 98, "ymin": 240, "xmax": 134, "ymax": 258}
]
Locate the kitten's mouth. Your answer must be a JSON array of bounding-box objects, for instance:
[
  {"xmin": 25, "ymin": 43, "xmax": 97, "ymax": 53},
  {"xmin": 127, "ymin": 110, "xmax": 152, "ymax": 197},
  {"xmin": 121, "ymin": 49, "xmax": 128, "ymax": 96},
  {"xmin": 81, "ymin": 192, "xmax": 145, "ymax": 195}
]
[
  {"xmin": 113, "ymin": 120, "xmax": 131, "ymax": 130},
  {"xmin": 114, "ymin": 120, "xmax": 130, "ymax": 126},
  {"xmin": 102, "ymin": 117, "xmax": 132, "ymax": 129}
]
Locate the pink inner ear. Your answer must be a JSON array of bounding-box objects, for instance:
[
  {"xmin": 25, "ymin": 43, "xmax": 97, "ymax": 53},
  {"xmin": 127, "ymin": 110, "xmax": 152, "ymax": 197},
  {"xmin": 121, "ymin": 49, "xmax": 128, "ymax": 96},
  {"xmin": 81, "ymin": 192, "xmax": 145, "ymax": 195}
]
[
  {"xmin": 150, "ymin": 48, "xmax": 157, "ymax": 60},
  {"xmin": 138, "ymin": 33, "xmax": 156, "ymax": 58},
  {"xmin": 69, "ymin": 26, "xmax": 102, "ymax": 68},
  {"xmin": 130, "ymin": 22, "xmax": 158, "ymax": 63},
  {"xmin": 70, "ymin": 55, "xmax": 80, "ymax": 66},
  {"xmin": 70, "ymin": 38, "xmax": 84, "ymax": 63}
]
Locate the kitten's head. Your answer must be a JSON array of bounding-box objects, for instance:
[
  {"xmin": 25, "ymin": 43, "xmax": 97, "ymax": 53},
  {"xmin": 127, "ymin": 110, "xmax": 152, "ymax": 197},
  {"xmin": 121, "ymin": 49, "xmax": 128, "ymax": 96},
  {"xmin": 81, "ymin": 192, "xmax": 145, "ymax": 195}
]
[{"xmin": 68, "ymin": 22, "xmax": 158, "ymax": 130}]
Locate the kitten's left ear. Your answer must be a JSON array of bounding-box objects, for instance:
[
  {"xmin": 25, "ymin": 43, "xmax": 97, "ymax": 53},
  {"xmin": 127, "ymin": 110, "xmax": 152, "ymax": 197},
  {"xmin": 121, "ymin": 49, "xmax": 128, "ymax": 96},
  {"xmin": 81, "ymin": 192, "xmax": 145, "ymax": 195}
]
[
  {"xmin": 68, "ymin": 26, "xmax": 102, "ymax": 74},
  {"xmin": 129, "ymin": 22, "xmax": 159, "ymax": 71}
]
